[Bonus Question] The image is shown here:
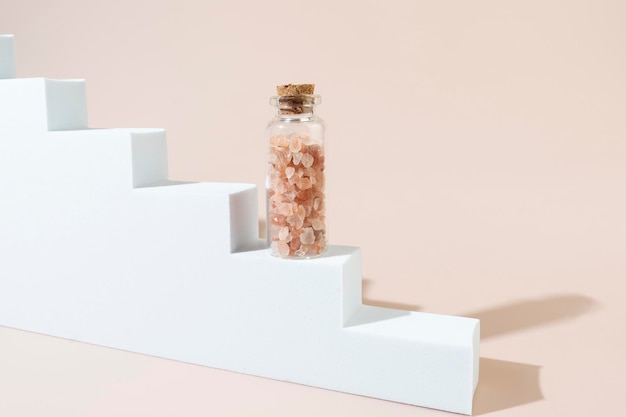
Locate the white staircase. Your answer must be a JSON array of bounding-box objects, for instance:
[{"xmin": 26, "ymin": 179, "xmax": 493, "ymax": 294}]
[{"xmin": 0, "ymin": 34, "xmax": 479, "ymax": 414}]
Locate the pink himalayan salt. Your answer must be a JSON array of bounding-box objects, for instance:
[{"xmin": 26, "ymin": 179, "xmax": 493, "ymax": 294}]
[
  {"xmin": 285, "ymin": 189, "xmax": 297, "ymax": 201},
  {"xmin": 308, "ymin": 144, "xmax": 322, "ymax": 158},
  {"xmin": 295, "ymin": 189, "xmax": 311, "ymax": 202},
  {"xmin": 277, "ymin": 202, "xmax": 294, "ymax": 216},
  {"xmin": 289, "ymin": 137, "xmax": 302, "ymax": 152},
  {"xmin": 270, "ymin": 193, "xmax": 283, "ymax": 204},
  {"xmin": 268, "ymin": 132, "xmax": 326, "ymax": 257},
  {"xmin": 270, "ymin": 135, "xmax": 289, "ymax": 147},
  {"xmin": 301, "ymin": 153, "xmax": 314, "ymax": 168},
  {"xmin": 311, "ymin": 218, "xmax": 324, "ymax": 231},
  {"xmin": 274, "ymin": 241, "xmax": 290, "ymax": 256},
  {"xmin": 300, "ymin": 227, "xmax": 315, "ymax": 245},
  {"xmin": 296, "ymin": 204, "xmax": 306, "ymax": 220},
  {"xmin": 300, "ymin": 133, "xmax": 313, "ymax": 145},
  {"xmin": 269, "ymin": 223, "xmax": 282, "ymax": 238},
  {"xmin": 278, "ymin": 226, "xmax": 291, "ymax": 242},
  {"xmin": 296, "ymin": 177, "xmax": 312, "ymax": 190},
  {"xmin": 296, "ymin": 243, "xmax": 319, "ymax": 257},
  {"xmin": 286, "ymin": 214, "xmax": 304, "ymax": 229},
  {"xmin": 289, "ymin": 233, "xmax": 301, "ymax": 251},
  {"xmin": 269, "ymin": 213, "xmax": 285, "ymax": 226},
  {"xmin": 315, "ymin": 238, "xmax": 326, "ymax": 253}
]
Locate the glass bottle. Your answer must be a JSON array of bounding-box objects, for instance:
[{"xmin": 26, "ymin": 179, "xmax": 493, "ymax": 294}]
[{"xmin": 266, "ymin": 85, "xmax": 326, "ymax": 258}]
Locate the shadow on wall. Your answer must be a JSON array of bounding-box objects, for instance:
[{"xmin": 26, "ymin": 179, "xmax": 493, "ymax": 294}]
[{"xmin": 463, "ymin": 294, "xmax": 599, "ymax": 340}]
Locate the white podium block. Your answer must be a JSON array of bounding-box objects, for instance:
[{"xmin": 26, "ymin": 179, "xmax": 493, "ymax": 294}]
[
  {"xmin": 0, "ymin": 36, "xmax": 480, "ymax": 414},
  {"xmin": 0, "ymin": 78, "xmax": 87, "ymax": 131},
  {"xmin": 0, "ymin": 34, "xmax": 16, "ymax": 79}
]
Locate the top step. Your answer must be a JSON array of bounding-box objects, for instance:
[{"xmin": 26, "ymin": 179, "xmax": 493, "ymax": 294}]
[
  {"xmin": 0, "ymin": 35, "xmax": 16, "ymax": 79},
  {"xmin": 0, "ymin": 35, "xmax": 88, "ymax": 131}
]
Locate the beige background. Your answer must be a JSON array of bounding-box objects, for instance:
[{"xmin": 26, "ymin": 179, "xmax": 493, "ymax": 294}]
[{"xmin": 1, "ymin": 0, "xmax": 625, "ymax": 415}]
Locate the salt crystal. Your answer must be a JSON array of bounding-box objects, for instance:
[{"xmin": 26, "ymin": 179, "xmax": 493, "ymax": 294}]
[
  {"xmin": 277, "ymin": 241, "xmax": 290, "ymax": 256},
  {"xmin": 297, "ymin": 204, "xmax": 306, "ymax": 220},
  {"xmin": 289, "ymin": 234, "xmax": 301, "ymax": 251},
  {"xmin": 295, "ymin": 189, "xmax": 311, "ymax": 202},
  {"xmin": 311, "ymin": 218, "xmax": 324, "ymax": 231},
  {"xmin": 276, "ymin": 154, "xmax": 289, "ymax": 168},
  {"xmin": 269, "ymin": 224, "xmax": 282, "ymax": 238},
  {"xmin": 315, "ymin": 175, "xmax": 324, "ymax": 188},
  {"xmin": 309, "ymin": 144, "xmax": 322, "ymax": 158},
  {"xmin": 289, "ymin": 136, "xmax": 302, "ymax": 153},
  {"xmin": 285, "ymin": 190, "xmax": 297, "ymax": 201},
  {"xmin": 278, "ymin": 202, "xmax": 294, "ymax": 216},
  {"xmin": 271, "ymin": 180, "xmax": 286, "ymax": 194},
  {"xmin": 301, "ymin": 153, "xmax": 314, "ymax": 168},
  {"xmin": 270, "ymin": 193, "xmax": 283, "ymax": 203},
  {"xmin": 300, "ymin": 227, "xmax": 315, "ymax": 245},
  {"xmin": 314, "ymin": 238, "xmax": 326, "ymax": 254},
  {"xmin": 279, "ymin": 151, "xmax": 292, "ymax": 165},
  {"xmin": 292, "ymin": 152, "xmax": 303, "ymax": 166},
  {"xmin": 270, "ymin": 135, "xmax": 289, "ymax": 147},
  {"xmin": 285, "ymin": 167, "xmax": 295, "ymax": 179},
  {"xmin": 286, "ymin": 214, "xmax": 304, "ymax": 229},
  {"xmin": 269, "ymin": 213, "xmax": 286, "ymax": 226},
  {"xmin": 278, "ymin": 226, "xmax": 290, "ymax": 241},
  {"xmin": 297, "ymin": 178, "xmax": 312, "ymax": 190},
  {"xmin": 300, "ymin": 133, "xmax": 313, "ymax": 145},
  {"xmin": 303, "ymin": 245, "xmax": 316, "ymax": 255}
]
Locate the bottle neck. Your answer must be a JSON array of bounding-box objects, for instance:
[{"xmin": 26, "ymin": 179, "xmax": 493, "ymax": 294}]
[
  {"xmin": 271, "ymin": 94, "xmax": 321, "ymax": 119},
  {"xmin": 275, "ymin": 112, "xmax": 316, "ymax": 122}
]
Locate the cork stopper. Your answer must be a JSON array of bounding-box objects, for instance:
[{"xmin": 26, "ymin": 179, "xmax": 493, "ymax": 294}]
[
  {"xmin": 273, "ymin": 84, "xmax": 318, "ymax": 115},
  {"xmin": 276, "ymin": 83, "xmax": 315, "ymax": 96}
]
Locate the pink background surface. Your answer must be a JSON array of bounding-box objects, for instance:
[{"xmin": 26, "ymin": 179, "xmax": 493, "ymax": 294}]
[{"xmin": 1, "ymin": 1, "xmax": 625, "ymax": 415}]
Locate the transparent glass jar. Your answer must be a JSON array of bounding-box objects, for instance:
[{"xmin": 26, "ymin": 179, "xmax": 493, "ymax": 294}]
[{"xmin": 266, "ymin": 94, "xmax": 326, "ymax": 258}]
